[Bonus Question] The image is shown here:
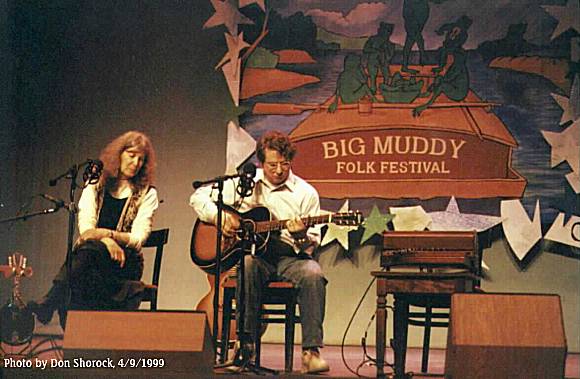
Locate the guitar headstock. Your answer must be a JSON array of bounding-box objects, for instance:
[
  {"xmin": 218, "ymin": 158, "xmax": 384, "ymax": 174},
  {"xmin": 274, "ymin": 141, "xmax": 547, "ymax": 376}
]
[
  {"xmin": 5, "ymin": 253, "xmax": 33, "ymax": 279},
  {"xmin": 331, "ymin": 211, "xmax": 364, "ymax": 226}
]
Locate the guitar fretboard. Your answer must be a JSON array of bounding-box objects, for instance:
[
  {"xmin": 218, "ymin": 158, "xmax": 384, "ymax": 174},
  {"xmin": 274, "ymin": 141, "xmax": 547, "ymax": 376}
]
[{"xmin": 254, "ymin": 214, "xmax": 334, "ymax": 233}]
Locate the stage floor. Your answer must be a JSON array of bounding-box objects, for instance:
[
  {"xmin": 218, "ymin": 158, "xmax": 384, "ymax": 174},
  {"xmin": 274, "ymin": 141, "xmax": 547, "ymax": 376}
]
[
  {"xmin": 257, "ymin": 343, "xmax": 577, "ymax": 378},
  {"xmin": 2, "ymin": 335, "xmax": 579, "ymax": 378}
]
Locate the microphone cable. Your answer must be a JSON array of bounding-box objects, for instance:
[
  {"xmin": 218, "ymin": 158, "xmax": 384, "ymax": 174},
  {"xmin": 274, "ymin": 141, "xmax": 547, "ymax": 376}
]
[
  {"xmin": 340, "ymin": 272, "xmax": 396, "ymax": 378},
  {"xmin": 340, "ymin": 276, "xmax": 376, "ymax": 378}
]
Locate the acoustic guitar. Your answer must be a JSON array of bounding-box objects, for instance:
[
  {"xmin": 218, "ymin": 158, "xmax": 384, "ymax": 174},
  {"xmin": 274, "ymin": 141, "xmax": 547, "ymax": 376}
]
[
  {"xmin": 0, "ymin": 253, "xmax": 35, "ymax": 346},
  {"xmin": 190, "ymin": 205, "xmax": 363, "ymax": 274}
]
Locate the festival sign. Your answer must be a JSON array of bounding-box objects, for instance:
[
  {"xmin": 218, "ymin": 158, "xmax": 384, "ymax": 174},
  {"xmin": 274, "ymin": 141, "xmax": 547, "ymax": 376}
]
[{"xmin": 288, "ymin": 83, "xmax": 525, "ymax": 199}]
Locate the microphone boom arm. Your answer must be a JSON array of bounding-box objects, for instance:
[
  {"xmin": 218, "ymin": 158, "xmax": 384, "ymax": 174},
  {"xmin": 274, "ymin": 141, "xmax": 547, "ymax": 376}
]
[
  {"xmin": 0, "ymin": 207, "xmax": 61, "ymax": 225},
  {"xmin": 192, "ymin": 163, "xmax": 257, "ymax": 190}
]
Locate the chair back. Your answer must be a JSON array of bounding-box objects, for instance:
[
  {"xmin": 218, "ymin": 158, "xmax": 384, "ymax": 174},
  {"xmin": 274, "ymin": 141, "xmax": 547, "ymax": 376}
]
[
  {"xmin": 141, "ymin": 228, "xmax": 170, "ymax": 310},
  {"xmin": 220, "ymin": 279, "xmax": 300, "ymax": 372}
]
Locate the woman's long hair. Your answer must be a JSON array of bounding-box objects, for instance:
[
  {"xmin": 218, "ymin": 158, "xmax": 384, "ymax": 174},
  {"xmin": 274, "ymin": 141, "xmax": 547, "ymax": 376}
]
[{"xmin": 99, "ymin": 131, "xmax": 156, "ymax": 191}]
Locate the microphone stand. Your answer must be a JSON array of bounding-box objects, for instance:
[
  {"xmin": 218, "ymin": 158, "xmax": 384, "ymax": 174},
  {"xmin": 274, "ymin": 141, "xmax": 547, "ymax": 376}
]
[
  {"xmin": 193, "ymin": 165, "xmax": 264, "ymax": 371},
  {"xmin": 225, "ymin": 223, "xmax": 277, "ymax": 375},
  {"xmin": 0, "ymin": 207, "xmax": 62, "ymax": 225},
  {"xmin": 64, "ymin": 165, "xmax": 79, "ymax": 323},
  {"xmin": 193, "ymin": 169, "xmax": 254, "ymax": 363},
  {"xmin": 193, "ymin": 177, "xmax": 229, "ymax": 362},
  {"xmin": 209, "ymin": 178, "xmax": 276, "ymax": 375},
  {"xmin": 213, "ymin": 179, "xmax": 225, "ymax": 361},
  {"xmin": 48, "ymin": 162, "xmax": 82, "ymax": 327}
]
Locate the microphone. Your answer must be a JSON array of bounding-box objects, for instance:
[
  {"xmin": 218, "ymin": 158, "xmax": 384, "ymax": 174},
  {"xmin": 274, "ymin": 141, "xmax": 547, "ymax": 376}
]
[
  {"xmin": 39, "ymin": 193, "xmax": 65, "ymax": 208},
  {"xmin": 49, "ymin": 158, "xmax": 104, "ymax": 187},
  {"xmin": 236, "ymin": 162, "xmax": 257, "ymax": 197},
  {"xmin": 89, "ymin": 158, "xmax": 104, "ymax": 171},
  {"xmin": 83, "ymin": 159, "xmax": 104, "ymax": 185},
  {"xmin": 192, "ymin": 162, "xmax": 257, "ymax": 190}
]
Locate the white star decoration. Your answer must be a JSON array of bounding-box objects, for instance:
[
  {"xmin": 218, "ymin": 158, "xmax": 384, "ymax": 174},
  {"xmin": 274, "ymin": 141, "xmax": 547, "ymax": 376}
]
[
  {"xmin": 389, "ymin": 205, "xmax": 431, "ymax": 231},
  {"xmin": 221, "ymin": 58, "xmax": 243, "ymax": 106},
  {"xmin": 541, "ymin": 120, "xmax": 580, "ymax": 174},
  {"xmin": 224, "ymin": 121, "xmax": 256, "ymax": 175},
  {"xmin": 204, "ymin": 0, "xmax": 254, "ymax": 36},
  {"xmin": 216, "ymin": 32, "xmax": 250, "ymax": 105},
  {"xmin": 501, "ymin": 199, "xmax": 542, "ymax": 261},
  {"xmin": 215, "ymin": 32, "xmax": 250, "ymax": 71},
  {"xmin": 320, "ymin": 200, "xmax": 358, "ymax": 250},
  {"xmin": 428, "ymin": 197, "xmax": 503, "ymax": 232},
  {"xmin": 550, "ymin": 75, "xmax": 579, "ymax": 125},
  {"xmin": 543, "ymin": 0, "xmax": 580, "ymax": 40},
  {"xmin": 239, "ymin": 0, "xmax": 265, "ymax": 11}
]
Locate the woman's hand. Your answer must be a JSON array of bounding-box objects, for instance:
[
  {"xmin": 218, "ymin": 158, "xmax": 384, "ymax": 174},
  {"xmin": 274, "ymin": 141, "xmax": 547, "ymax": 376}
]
[
  {"xmin": 77, "ymin": 228, "xmax": 112, "ymax": 244},
  {"xmin": 101, "ymin": 237, "xmax": 126, "ymax": 267}
]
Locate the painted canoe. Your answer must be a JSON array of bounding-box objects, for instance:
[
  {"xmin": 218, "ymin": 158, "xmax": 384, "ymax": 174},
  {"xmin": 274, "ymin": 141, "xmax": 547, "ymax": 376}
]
[{"xmin": 287, "ymin": 66, "xmax": 527, "ymax": 200}]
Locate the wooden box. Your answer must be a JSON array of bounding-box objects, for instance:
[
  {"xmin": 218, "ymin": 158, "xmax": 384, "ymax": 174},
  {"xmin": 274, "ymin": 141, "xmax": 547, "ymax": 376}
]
[
  {"xmin": 445, "ymin": 293, "xmax": 567, "ymax": 379},
  {"xmin": 63, "ymin": 310, "xmax": 213, "ymax": 377}
]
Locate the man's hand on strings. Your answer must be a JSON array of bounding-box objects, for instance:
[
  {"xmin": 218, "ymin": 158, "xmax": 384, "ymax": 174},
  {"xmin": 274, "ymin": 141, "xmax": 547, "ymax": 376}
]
[
  {"xmin": 220, "ymin": 212, "xmax": 241, "ymax": 238},
  {"xmin": 287, "ymin": 217, "xmax": 307, "ymax": 239}
]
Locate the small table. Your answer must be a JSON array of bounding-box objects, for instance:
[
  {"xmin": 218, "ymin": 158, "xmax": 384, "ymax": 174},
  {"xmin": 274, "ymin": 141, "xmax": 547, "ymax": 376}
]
[{"xmin": 371, "ymin": 270, "xmax": 476, "ymax": 379}]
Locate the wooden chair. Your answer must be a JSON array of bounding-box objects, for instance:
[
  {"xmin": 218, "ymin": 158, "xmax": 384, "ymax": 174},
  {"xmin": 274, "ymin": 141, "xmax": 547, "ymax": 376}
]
[
  {"xmin": 404, "ymin": 286, "xmax": 486, "ymax": 373},
  {"xmin": 403, "ymin": 293, "xmax": 452, "ymax": 373},
  {"xmin": 140, "ymin": 229, "xmax": 170, "ymax": 311},
  {"xmin": 220, "ymin": 279, "xmax": 300, "ymax": 372},
  {"xmin": 404, "ymin": 252, "xmax": 484, "ymax": 372}
]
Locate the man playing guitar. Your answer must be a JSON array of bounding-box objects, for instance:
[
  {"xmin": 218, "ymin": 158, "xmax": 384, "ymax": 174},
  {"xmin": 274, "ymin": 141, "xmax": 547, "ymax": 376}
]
[{"xmin": 189, "ymin": 130, "xmax": 329, "ymax": 374}]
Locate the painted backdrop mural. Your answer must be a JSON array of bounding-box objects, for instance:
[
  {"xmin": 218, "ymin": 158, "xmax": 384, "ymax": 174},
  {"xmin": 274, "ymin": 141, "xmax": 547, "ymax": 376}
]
[{"xmin": 204, "ymin": 0, "xmax": 580, "ymax": 267}]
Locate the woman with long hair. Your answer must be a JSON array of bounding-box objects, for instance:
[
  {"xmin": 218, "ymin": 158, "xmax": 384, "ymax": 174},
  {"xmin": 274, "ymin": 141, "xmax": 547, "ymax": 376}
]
[{"xmin": 30, "ymin": 131, "xmax": 159, "ymax": 327}]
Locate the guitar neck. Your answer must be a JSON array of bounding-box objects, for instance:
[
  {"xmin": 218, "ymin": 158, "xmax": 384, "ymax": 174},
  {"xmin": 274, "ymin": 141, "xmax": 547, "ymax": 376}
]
[{"xmin": 254, "ymin": 214, "xmax": 333, "ymax": 233}]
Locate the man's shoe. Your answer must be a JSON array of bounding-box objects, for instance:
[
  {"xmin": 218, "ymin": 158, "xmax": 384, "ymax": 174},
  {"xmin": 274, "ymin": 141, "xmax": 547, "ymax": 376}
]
[
  {"xmin": 301, "ymin": 349, "xmax": 330, "ymax": 374},
  {"xmin": 240, "ymin": 340, "xmax": 256, "ymax": 363},
  {"xmin": 231, "ymin": 340, "xmax": 255, "ymax": 364},
  {"xmin": 226, "ymin": 340, "xmax": 256, "ymax": 373}
]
